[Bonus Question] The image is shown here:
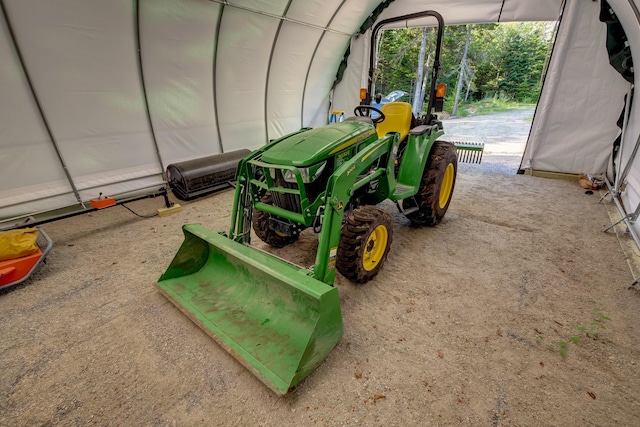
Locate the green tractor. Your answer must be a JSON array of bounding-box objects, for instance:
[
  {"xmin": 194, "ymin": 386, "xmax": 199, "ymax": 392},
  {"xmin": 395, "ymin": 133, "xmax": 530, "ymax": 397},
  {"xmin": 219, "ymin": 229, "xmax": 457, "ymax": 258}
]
[{"xmin": 157, "ymin": 11, "xmax": 456, "ymax": 395}]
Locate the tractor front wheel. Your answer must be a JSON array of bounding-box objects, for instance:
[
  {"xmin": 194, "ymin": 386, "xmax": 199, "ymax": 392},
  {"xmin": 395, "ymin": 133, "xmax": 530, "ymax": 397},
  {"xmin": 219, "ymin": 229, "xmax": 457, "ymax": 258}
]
[
  {"xmin": 402, "ymin": 140, "xmax": 457, "ymax": 226},
  {"xmin": 337, "ymin": 206, "xmax": 393, "ymax": 283},
  {"xmin": 252, "ymin": 193, "xmax": 300, "ymax": 248}
]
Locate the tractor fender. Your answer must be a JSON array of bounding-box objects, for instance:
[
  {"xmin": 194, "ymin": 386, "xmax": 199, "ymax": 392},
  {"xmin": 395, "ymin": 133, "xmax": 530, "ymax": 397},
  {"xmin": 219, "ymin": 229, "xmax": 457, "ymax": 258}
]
[{"xmin": 396, "ymin": 127, "xmax": 444, "ymax": 190}]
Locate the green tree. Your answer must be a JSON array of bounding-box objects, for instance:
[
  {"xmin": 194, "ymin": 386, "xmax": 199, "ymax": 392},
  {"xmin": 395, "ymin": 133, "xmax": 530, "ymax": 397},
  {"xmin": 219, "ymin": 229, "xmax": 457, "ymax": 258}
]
[
  {"xmin": 497, "ymin": 23, "xmax": 548, "ymax": 102},
  {"xmin": 468, "ymin": 24, "xmax": 501, "ymax": 99},
  {"xmin": 375, "ymin": 28, "xmax": 424, "ymax": 96},
  {"xmin": 374, "ymin": 22, "xmax": 551, "ymax": 112}
]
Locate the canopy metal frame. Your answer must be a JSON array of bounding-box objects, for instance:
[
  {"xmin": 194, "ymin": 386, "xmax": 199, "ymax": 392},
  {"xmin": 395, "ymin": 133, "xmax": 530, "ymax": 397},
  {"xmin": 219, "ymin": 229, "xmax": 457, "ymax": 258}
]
[{"xmin": 598, "ymin": 83, "xmax": 640, "ymax": 288}]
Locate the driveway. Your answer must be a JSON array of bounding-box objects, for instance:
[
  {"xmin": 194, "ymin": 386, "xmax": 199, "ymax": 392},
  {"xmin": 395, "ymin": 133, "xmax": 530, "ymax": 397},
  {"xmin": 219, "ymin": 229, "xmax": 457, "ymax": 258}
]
[{"xmin": 441, "ymin": 108, "xmax": 535, "ymax": 174}]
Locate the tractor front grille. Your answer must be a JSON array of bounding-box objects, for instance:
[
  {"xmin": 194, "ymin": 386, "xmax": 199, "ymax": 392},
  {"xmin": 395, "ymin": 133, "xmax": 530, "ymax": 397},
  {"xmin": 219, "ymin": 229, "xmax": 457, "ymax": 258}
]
[
  {"xmin": 271, "ymin": 190, "xmax": 302, "ymax": 214},
  {"xmin": 266, "ymin": 161, "xmax": 333, "ymax": 215},
  {"xmin": 270, "ymin": 172, "xmax": 302, "ymax": 214}
]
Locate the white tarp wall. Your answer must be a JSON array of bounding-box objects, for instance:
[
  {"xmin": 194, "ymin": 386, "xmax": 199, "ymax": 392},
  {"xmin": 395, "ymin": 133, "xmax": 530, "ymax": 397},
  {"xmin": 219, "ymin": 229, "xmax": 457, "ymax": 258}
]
[
  {"xmin": 521, "ymin": 0, "xmax": 629, "ymax": 175},
  {"xmin": 523, "ymin": 0, "xmax": 640, "ymax": 242},
  {"xmin": 2, "ymin": 0, "xmax": 640, "ymax": 231},
  {"xmin": 0, "ymin": 0, "xmax": 377, "ymax": 220},
  {"xmin": 0, "ymin": 0, "xmax": 164, "ymax": 219}
]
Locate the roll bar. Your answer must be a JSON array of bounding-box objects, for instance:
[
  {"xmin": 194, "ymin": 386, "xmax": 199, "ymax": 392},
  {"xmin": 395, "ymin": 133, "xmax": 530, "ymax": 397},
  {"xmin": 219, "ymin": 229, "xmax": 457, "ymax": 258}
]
[{"xmin": 368, "ymin": 10, "xmax": 444, "ymax": 118}]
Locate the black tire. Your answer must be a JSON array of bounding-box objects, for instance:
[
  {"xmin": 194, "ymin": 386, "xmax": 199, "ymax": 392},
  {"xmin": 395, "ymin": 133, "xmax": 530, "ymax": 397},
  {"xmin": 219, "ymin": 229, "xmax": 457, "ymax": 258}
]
[
  {"xmin": 337, "ymin": 206, "xmax": 393, "ymax": 284},
  {"xmin": 252, "ymin": 193, "xmax": 299, "ymax": 248},
  {"xmin": 402, "ymin": 140, "xmax": 457, "ymax": 226}
]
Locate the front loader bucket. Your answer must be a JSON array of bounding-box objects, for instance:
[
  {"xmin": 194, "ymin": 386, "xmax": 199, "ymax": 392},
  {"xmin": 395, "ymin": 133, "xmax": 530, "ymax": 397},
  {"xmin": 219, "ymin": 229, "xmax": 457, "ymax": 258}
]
[{"xmin": 157, "ymin": 224, "xmax": 343, "ymax": 395}]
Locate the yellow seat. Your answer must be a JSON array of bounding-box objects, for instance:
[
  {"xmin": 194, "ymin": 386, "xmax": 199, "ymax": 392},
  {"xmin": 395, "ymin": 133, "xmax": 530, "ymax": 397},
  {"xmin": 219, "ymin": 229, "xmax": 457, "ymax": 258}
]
[{"xmin": 376, "ymin": 102, "xmax": 413, "ymax": 141}]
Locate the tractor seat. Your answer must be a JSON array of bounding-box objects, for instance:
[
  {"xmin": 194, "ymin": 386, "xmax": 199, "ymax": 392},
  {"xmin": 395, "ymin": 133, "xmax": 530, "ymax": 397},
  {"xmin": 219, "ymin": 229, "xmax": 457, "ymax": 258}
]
[{"xmin": 376, "ymin": 102, "xmax": 413, "ymax": 141}]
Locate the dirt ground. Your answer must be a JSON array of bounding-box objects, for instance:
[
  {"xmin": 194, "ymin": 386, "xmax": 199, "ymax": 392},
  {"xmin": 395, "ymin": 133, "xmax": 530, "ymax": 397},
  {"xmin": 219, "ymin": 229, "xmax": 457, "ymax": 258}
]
[{"xmin": 2, "ymin": 113, "xmax": 640, "ymax": 425}]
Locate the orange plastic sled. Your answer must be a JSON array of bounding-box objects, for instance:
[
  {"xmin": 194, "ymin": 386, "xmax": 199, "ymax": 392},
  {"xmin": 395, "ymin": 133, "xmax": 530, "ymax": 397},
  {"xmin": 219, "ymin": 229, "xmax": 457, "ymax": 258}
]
[{"xmin": 0, "ymin": 228, "xmax": 53, "ymax": 289}]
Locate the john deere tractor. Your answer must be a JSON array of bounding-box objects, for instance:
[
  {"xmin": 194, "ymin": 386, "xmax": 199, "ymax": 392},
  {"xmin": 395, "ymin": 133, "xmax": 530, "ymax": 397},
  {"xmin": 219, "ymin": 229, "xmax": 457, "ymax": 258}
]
[{"xmin": 157, "ymin": 11, "xmax": 456, "ymax": 395}]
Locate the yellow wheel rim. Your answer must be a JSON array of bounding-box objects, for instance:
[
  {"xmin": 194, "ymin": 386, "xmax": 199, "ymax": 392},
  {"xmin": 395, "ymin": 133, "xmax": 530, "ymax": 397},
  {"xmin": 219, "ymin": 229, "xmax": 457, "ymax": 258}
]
[
  {"xmin": 439, "ymin": 163, "xmax": 455, "ymax": 209},
  {"xmin": 363, "ymin": 225, "xmax": 388, "ymax": 271}
]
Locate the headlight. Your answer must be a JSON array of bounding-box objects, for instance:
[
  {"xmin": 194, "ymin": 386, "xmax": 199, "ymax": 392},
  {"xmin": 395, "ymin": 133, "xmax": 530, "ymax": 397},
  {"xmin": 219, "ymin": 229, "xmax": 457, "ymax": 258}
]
[{"xmin": 283, "ymin": 161, "xmax": 327, "ymax": 184}]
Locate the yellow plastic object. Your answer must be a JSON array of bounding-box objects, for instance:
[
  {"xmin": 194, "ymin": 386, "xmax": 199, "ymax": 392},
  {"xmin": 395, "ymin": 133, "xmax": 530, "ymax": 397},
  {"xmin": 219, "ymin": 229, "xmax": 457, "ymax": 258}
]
[
  {"xmin": 376, "ymin": 102, "xmax": 413, "ymax": 141},
  {"xmin": 329, "ymin": 110, "xmax": 345, "ymax": 123},
  {"xmin": 157, "ymin": 204, "xmax": 183, "ymax": 217},
  {"xmin": 0, "ymin": 228, "xmax": 39, "ymax": 262}
]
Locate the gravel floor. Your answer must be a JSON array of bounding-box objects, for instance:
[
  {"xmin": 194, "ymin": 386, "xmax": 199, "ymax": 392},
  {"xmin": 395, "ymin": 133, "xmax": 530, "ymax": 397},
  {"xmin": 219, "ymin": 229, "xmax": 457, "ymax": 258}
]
[{"xmin": 2, "ymin": 109, "xmax": 640, "ymax": 426}]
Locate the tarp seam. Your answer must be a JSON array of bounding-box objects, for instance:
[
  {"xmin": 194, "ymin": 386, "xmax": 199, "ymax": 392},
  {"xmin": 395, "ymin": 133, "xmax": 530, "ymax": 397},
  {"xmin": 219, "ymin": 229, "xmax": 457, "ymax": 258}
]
[
  {"xmin": 626, "ymin": 0, "xmax": 640, "ymax": 21},
  {"xmin": 264, "ymin": 0, "xmax": 293, "ymax": 145},
  {"xmin": 207, "ymin": 0, "xmax": 353, "ymax": 36},
  {"xmin": 135, "ymin": 0, "xmax": 166, "ymax": 181},
  {"xmin": 212, "ymin": 3, "xmax": 225, "ymax": 153},
  {"xmin": 301, "ymin": 0, "xmax": 349, "ymax": 128},
  {"xmin": 518, "ymin": 0, "xmax": 567, "ymax": 173}
]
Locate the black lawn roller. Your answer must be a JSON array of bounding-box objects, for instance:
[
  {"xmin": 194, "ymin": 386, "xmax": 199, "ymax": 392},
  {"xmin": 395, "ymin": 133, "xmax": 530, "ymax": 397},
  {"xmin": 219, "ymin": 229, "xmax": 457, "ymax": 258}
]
[{"xmin": 166, "ymin": 149, "xmax": 250, "ymax": 201}]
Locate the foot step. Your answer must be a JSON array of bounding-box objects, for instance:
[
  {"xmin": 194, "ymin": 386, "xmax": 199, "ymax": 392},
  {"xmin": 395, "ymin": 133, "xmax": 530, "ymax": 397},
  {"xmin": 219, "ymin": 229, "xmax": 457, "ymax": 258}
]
[{"xmin": 394, "ymin": 184, "xmax": 412, "ymax": 195}]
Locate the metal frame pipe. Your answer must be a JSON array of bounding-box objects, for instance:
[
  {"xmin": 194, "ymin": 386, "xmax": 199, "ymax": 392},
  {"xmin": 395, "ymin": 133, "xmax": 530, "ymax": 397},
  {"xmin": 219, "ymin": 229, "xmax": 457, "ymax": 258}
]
[{"xmin": 603, "ymin": 175, "xmax": 640, "ymax": 250}]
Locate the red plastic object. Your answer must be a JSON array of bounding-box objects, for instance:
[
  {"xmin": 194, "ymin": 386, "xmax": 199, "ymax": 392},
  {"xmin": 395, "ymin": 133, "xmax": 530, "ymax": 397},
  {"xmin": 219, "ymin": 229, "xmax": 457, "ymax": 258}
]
[
  {"xmin": 90, "ymin": 197, "xmax": 116, "ymax": 209},
  {"xmin": 0, "ymin": 249, "xmax": 42, "ymax": 287}
]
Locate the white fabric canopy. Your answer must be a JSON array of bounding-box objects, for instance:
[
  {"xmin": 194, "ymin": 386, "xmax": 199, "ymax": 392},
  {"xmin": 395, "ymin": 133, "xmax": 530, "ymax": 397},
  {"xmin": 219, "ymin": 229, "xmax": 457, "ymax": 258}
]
[
  {"xmin": 521, "ymin": 0, "xmax": 629, "ymax": 175},
  {"xmin": 1, "ymin": 0, "xmax": 639, "ymax": 236}
]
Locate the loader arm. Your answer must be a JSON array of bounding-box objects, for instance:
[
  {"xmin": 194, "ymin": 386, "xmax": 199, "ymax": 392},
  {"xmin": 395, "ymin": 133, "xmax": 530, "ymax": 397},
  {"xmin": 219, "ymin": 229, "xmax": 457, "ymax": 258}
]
[
  {"xmin": 228, "ymin": 129, "xmax": 312, "ymax": 243},
  {"xmin": 312, "ymin": 133, "xmax": 397, "ymax": 284}
]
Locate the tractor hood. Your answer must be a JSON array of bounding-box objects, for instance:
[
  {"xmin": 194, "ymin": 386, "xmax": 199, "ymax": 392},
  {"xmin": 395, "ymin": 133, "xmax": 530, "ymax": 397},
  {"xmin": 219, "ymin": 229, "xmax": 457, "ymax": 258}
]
[{"xmin": 261, "ymin": 121, "xmax": 377, "ymax": 167}]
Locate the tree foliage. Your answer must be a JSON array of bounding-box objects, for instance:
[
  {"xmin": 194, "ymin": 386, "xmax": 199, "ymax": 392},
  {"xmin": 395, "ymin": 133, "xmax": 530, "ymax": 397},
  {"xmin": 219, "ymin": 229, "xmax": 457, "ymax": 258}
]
[{"xmin": 373, "ymin": 22, "xmax": 554, "ymax": 111}]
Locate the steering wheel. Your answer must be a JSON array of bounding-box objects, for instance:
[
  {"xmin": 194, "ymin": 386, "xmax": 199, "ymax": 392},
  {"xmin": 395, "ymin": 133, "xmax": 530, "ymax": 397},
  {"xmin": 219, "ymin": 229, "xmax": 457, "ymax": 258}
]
[{"xmin": 354, "ymin": 105, "xmax": 385, "ymax": 125}]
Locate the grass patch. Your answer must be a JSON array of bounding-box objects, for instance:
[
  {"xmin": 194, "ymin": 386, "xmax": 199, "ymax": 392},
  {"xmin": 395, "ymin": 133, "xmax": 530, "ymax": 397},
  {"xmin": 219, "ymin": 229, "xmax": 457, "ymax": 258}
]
[
  {"xmin": 536, "ymin": 307, "xmax": 611, "ymax": 358},
  {"xmin": 448, "ymin": 94, "xmax": 536, "ymax": 117}
]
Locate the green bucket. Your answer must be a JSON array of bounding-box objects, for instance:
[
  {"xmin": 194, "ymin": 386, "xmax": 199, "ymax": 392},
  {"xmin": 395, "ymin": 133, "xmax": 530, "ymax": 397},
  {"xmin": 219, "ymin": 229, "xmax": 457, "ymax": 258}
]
[{"xmin": 157, "ymin": 224, "xmax": 343, "ymax": 395}]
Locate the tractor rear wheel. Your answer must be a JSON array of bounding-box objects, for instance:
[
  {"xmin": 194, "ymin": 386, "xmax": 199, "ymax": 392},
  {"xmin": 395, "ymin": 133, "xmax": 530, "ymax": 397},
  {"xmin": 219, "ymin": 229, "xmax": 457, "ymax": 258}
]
[
  {"xmin": 402, "ymin": 140, "xmax": 457, "ymax": 226},
  {"xmin": 337, "ymin": 206, "xmax": 393, "ymax": 283},
  {"xmin": 252, "ymin": 193, "xmax": 300, "ymax": 248}
]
